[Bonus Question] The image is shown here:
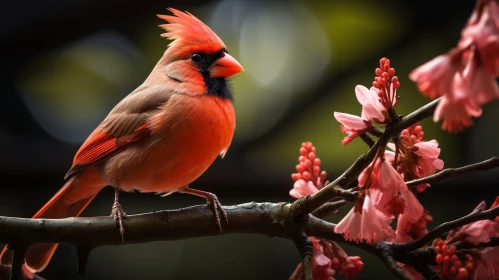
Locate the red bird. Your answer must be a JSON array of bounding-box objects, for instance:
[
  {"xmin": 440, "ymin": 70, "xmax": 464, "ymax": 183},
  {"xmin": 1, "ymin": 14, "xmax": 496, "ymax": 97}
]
[{"xmin": 0, "ymin": 8, "xmax": 243, "ymax": 273}]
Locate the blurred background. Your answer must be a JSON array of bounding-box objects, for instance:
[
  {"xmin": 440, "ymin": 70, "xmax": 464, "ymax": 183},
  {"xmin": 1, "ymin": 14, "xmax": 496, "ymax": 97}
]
[{"xmin": 1, "ymin": 0, "xmax": 498, "ymax": 279}]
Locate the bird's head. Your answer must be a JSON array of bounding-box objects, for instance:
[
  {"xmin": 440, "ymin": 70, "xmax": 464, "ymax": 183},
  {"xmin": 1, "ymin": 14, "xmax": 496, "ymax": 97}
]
[{"xmin": 157, "ymin": 8, "xmax": 244, "ymax": 81}]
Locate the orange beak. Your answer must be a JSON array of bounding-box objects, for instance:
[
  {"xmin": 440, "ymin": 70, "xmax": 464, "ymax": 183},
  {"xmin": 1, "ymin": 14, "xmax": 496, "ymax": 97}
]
[{"xmin": 209, "ymin": 53, "xmax": 244, "ymax": 79}]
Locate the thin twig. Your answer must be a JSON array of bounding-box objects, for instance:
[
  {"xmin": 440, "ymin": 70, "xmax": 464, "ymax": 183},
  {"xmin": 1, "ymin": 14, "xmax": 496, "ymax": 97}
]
[
  {"xmin": 453, "ymin": 236, "xmax": 499, "ymax": 250},
  {"xmin": 407, "ymin": 157, "xmax": 499, "ymax": 187},
  {"xmin": 76, "ymin": 246, "xmax": 91, "ymax": 275},
  {"xmin": 311, "ymin": 200, "xmax": 349, "ymax": 218},
  {"xmin": 9, "ymin": 246, "xmax": 25, "ymax": 280},
  {"xmin": 393, "ymin": 205, "xmax": 499, "ymax": 252},
  {"xmin": 293, "ymin": 231, "xmax": 314, "ymax": 280},
  {"xmin": 360, "ymin": 133, "xmax": 375, "ymax": 148},
  {"xmin": 377, "ymin": 245, "xmax": 412, "ymax": 280}
]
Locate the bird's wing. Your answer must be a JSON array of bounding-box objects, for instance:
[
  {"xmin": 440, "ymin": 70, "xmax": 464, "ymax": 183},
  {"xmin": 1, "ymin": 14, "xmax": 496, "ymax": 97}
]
[{"xmin": 65, "ymin": 86, "xmax": 173, "ymax": 179}]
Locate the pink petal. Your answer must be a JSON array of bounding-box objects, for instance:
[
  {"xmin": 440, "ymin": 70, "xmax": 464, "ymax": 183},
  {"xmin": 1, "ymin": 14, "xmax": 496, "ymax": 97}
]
[
  {"xmin": 360, "ymin": 196, "xmax": 395, "ymax": 243},
  {"xmin": 334, "ymin": 112, "xmax": 368, "ymax": 130},
  {"xmin": 414, "ymin": 141, "xmax": 440, "ymax": 158},
  {"xmin": 334, "ymin": 207, "xmax": 362, "ymax": 240},
  {"xmin": 433, "ymin": 95, "xmax": 481, "ymax": 133},
  {"xmin": 384, "ymin": 150, "xmax": 396, "ymax": 163},
  {"xmin": 362, "ymin": 103, "xmax": 385, "ymax": 123},
  {"xmin": 409, "ymin": 54, "xmax": 455, "ymax": 99},
  {"xmin": 400, "ymin": 190, "xmax": 423, "ymax": 224},
  {"xmin": 432, "ymin": 158, "xmax": 444, "ymax": 170},
  {"xmin": 290, "ymin": 179, "xmax": 319, "ymax": 198},
  {"xmin": 314, "ymin": 253, "xmax": 331, "ymax": 266},
  {"xmin": 379, "ymin": 160, "xmax": 406, "ymax": 193},
  {"xmin": 355, "ymin": 85, "xmax": 375, "ymax": 106},
  {"xmin": 386, "ymin": 143, "xmax": 396, "ymax": 151}
]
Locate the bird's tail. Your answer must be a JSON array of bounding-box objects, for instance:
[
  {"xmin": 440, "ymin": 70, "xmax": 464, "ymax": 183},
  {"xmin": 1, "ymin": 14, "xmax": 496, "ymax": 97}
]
[{"xmin": 0, "ymin": 168, "xmax": 106, "ymax": 272}]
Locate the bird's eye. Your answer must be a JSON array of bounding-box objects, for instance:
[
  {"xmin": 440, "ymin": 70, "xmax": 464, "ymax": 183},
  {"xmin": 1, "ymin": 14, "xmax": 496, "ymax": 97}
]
[{"xmin": 191, "ymin": 53, "xmax": 204, "ymax": 63}]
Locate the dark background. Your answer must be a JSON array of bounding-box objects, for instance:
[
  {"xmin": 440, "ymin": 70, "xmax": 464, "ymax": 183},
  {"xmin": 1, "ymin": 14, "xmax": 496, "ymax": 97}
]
[{"xmin": 1, "ymin": 0, "xmax": 498, "ymax": 279}]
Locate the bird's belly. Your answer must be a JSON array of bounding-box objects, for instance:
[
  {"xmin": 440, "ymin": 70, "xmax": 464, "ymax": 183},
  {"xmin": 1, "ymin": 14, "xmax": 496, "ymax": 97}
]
[
  {"xmin": 99, "ymin": 95, "xmax": 235, "ymax": 193},
  {"xmin": 101, "ymin": 136, "xmax": 220, "ymax": 193}
]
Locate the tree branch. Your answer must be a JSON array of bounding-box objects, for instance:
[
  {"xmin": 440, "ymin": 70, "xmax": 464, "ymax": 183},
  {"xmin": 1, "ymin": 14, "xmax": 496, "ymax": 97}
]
[
  {"xmin": 0, "ymin": 194, "xmax": 495, "ymax": 280},
  {"xmin": 407, "ymin": 157, "xmax": 499, "ymax": 187},
  {"xmin": 453, "ymin": 236, "xmax": 499, "ymax": 250},
  {"xmin": 393, "ymin": 204, "xmax": 499, "ymax": 253}
]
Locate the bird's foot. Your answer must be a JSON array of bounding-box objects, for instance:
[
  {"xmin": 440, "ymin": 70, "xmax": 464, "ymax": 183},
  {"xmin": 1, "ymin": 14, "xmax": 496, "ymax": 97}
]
[
  {"xmin": 110, "ymin": 201, "xmax": 127, "ymax": 242},
  {"xmin": 204, "ymin": 192, "xmax": 228, "ymax": 232}
]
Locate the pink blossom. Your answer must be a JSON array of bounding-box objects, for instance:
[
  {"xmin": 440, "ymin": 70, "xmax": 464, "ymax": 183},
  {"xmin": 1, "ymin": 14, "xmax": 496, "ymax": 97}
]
[
  {"xmin": 457, "ymin": 199, "xmax": 499, "ymax": 245},
  {"xmin": 399, "ymin": 189, "xmax": 423, "ymax": 224},
  {"xmin": 290, "ymin": 179, "xmax": 320, "ymax": 199},
  {"xmin": 431, "ymin": 46, "xmax": 499, "ymax": 133},
  {"xmin": 395, "ymin": 214, "xmax": 413, "ymax": 243},
  {"xmin": 460, "ymin": 0, "xmax": 499, "ymax": 77},
  {"xmin": 291, "ymin": 238, "xmax": 364, "ymax": 280},
  {"xmin": 413, "ymin": 140, "xmax": 445, "ymax": 178},
  {"xmin": 378, "ymin": 160, "xmax": 406, "ymax": 193},
  {"xmin": 475, "ymin": 247, "xmax": 499, "ymax": 280},
  {"xmin": 395, "ymin": 210, "xmax": 432, "ymax": 244},
  {"xmin": 410, "ymin": 0, "xmax": 499, "ymax": 132},
  {"xmin": 355, "ymin": 85, "xmax": 385, "ymax": 123},
  {"xmin": 409, "ymin": 53, "xmax": 459, "ymax": 99},
  {"xmin": 369, "ymin": 188, "xmax": 393, "ymax": 214},
  {"xmin": 359, "ymin": 152, "xmax": 404, "ymax": 194},
  {"xmin": 433, "ymin": 94, "xmax": 481, "ymax": 133},
  {"xmin": 372, "ymin": 58, "xmax": 399, "ymax": 110},
  {"xmin": 334, "ymin": 196, "xmax": 394, "ymax": 243},
  {"xmin": 291, "ymin": 142, "xmax": 328, "ymax": 189},
  {"xmin": 454, "ymin": 47, "xmax": 499, "ymax": 105},
  {"xmin": 334, "ymin": 112, "xmax": 369, "ymax": 130},
  {"xmin": 339, "ymin": 256, "xmax": 364, "ymax": 279},
  {"xmin": 334, "ymin": 112, "xmax": 370, "ymax": 145},
  {"xmin": 310, "ymin": 237, "xmax": 336, "ymax": 280}
]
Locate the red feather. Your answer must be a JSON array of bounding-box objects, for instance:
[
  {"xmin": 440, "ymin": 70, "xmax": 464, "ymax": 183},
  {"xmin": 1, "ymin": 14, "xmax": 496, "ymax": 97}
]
[{"xmin": 66, "ymin": 123, "xmax": 150, "ymax": 178}]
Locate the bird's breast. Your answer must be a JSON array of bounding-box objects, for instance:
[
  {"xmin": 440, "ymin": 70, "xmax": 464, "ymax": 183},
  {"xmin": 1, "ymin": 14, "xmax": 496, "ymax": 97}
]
[{"xmin": 105, "ymin": 94, "xmax": 235, "ymax": 193}]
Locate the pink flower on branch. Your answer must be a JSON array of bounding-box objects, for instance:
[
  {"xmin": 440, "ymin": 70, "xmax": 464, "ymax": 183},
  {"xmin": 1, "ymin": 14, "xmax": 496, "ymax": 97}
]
[
  {"xmin": 389, "ymin": 124, "xmax": 444, "ymax": 192},
  {"xmin": 454, "ymin": 197, "xmax": 499, "ymax": 245},
  {"xmin": 475, "ymin": 246, "xmax": 499, "ymax": 280},
  {"xmin": 430, "ymin": 197, "xmax": 499, "ymax": 279},
  {"xmin": 460, "ymin": 0, "xmax": 499, "ymax": 77},
  {"xmin": 333, "ymin": 112, "xmax": 371, "ymax": 145},
  {"xmin": 289, "ymin": 142, "xmax": 364, "ymax": 279},
  {"xmin": 409, "ymin": 0, "xmax": 499, "ymax": 132},
  {"xmin": 355, "ymin": 85, "xmax": 386, "ymax": 123},
  {"xmin": 290, "ymin": 141, "xmax": 328, "ymax": 192},
  {"xmin": 334, "ymin": 196, "xmax": 395, "ymax": 244},
  {"xmin": 334, "ymin": 57, "xmax": 400, "ymax": 145},
  {"xmin": 372, "ymin": 57, "xmax": 400, "ymax": 110}
]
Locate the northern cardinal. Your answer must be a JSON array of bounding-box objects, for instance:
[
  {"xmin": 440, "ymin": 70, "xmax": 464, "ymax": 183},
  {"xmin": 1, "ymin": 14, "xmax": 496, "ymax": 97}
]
[{"xmin": 0, "ymin": 8, "xmax": 243, "ymax": 273}]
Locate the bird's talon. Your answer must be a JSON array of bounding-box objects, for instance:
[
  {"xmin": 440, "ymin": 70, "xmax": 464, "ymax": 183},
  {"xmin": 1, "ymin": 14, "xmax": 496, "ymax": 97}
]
[
  {"xmin": 205, "ymin": 194, "xmax": 227, "ymax": 232},
  {"xmin": 110, "ymin": 202, "xmax": 127, "ymax": 242}
]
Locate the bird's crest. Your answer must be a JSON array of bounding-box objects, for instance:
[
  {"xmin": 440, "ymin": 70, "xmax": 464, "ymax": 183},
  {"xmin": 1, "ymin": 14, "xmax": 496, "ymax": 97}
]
[{"xmin": 157, "ymin": 8, "xmax": 226, "ymax": 56}]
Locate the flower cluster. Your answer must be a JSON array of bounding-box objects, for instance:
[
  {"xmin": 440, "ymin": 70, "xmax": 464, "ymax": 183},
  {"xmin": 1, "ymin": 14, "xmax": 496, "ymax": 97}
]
[
  {"xmin": 334, "ymin": 58, "xmax": 399, "ymax": 145},
  {"xmin": 289, "ymin": 142, "xmax": 363, "ymax": 280},
  {"xmin": 390, "ymin": 123, "xmax": 444, "ymax": 192},
  {"xmin": 290, "ymin": 141, "xmax": 328, "ymax": 198},
  {"xmin": 333, "ymin": 60, "xmax": 444, "ymax": 247},
  {"xmin": 428, "ymin": 198, "xmax": 499, "ymax": 279},
  {"xmin": 433, "ymin": 240, "xmax": 472, "ymax": 280},
  {"xmin": 409, "ymin": 0, "xmax": 499, "ymax": 132}
]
